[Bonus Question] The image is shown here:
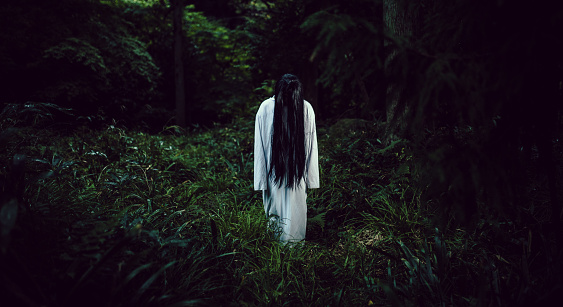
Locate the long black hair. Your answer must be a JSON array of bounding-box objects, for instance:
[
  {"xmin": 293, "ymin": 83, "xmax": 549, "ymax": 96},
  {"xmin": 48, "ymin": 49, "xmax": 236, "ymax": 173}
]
[{"xmin": 269, "ymin": 74, "xmax": 306, "ymax": 189}]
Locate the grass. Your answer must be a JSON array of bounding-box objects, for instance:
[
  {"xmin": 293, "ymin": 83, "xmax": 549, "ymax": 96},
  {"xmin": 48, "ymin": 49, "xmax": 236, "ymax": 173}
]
[{"xmin": 1, "ymin": 105, "xmax": 561, "ymax": 306}]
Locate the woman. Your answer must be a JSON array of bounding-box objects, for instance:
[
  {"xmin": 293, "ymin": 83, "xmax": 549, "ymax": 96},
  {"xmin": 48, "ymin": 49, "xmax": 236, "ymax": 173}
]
[{"xmin": 254, "ymin": 74, "xmax": 319, "ymax": 243}]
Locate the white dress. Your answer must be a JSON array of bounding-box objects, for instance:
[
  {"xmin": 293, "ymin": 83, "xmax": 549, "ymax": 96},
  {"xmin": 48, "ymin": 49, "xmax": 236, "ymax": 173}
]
[{"xmin": 254, "ymin": 97, "xmax": 320, "ymax": 242}]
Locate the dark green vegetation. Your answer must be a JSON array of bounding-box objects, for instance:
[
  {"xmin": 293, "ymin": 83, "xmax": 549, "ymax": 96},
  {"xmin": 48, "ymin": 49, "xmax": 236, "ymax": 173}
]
[
  {"xmin": 2, "ymin": 0, "xmax": 563, "ymax": 306},
  {"xmin": 2, "ymin": 105, "xmax": 562, "ymax": 306}
]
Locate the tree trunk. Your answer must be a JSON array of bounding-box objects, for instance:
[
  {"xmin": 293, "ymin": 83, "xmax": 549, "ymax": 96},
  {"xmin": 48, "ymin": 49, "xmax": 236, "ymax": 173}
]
[
  {"xmin": 383, "ymin": 0, "xmax": 416, "ymax": 139},
  {"xmin": 302, "ymin": 1, "xmax": 324, "ymax": 119},
  {"xmin": 172, "ymin": 0, "xmax": 187, "ymax": 127}
]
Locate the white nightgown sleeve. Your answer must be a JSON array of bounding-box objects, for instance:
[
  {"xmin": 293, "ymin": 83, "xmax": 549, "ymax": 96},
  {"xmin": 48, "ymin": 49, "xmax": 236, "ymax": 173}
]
[
  {"xmin": 254, "ymin": 107, "xmax": 268, "ymax": 190},
  {"xmin": 305, "ymin": 104, "xmax": 320, "ymax": 189}
]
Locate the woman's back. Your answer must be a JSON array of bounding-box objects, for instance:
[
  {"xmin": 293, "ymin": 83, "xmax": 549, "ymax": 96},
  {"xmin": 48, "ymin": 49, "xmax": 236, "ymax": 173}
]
[
  {"xmin": 254, "ymin": 97, "xmax": 319, "ymax": 191},
  {"xmin": 254, "ymin": 74, "xmax": 319, "ymax": 242}
]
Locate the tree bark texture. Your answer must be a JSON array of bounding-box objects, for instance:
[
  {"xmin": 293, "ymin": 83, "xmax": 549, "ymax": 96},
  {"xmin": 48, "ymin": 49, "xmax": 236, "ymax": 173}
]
[
  {"xmin": 383, "ymin": 0, "xmax": 417, "ymax": 139},
  {"xmin": 172, "ymin": 0, "xmax": 187, "ymax": 127}
]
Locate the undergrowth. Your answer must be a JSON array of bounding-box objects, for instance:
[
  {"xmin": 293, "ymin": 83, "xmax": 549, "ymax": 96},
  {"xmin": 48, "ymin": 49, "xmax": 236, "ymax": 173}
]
[{"xmin": 1, "ymin": 104, "xmax": 560, "ymax": 306}]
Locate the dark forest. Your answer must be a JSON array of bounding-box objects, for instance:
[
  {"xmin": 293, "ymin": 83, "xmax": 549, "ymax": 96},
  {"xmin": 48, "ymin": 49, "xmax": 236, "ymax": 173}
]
[{"xmin": 1, "ymin": 0, "xmax": 562, "ymax": 305}]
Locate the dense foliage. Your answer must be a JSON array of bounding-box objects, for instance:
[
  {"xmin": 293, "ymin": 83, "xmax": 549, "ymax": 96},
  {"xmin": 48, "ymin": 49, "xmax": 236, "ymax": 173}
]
[
  {"xmin": 0, "ymin": 0, "xmax": 260, "ymax": 127},
  {"xmin": 1, "ymin": 0, "xmax": 562, "ymax": 306},
  {"xmin": 0, "ymin": 0, "xmax": 387, "ymax": 124},
  {"xmin": 1, "ymin": 0, "xmax": 161, "ymax": 116},
  {"xmin": 380, "ymin": 0, "xmax": 563, "ymax": 224}
]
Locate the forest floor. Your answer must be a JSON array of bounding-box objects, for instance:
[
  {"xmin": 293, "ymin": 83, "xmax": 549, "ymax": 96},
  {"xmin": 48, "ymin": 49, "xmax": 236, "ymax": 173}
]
[{"xmin": 1, "ymin": 111, "xmax": 562, "ymax": 306}]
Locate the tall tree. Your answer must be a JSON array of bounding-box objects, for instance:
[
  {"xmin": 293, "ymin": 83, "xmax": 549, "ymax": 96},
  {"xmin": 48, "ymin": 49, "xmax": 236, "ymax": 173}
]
[
  {"xmin": 172, "ymin": 0, "xmax": 187, "ymax": 127},
  {"xmin": 382, "ymin": 0, "xmax": 420, "ymax": 139}
]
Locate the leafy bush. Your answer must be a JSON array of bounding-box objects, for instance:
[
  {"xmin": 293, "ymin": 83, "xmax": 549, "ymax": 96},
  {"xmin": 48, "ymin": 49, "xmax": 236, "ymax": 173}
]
[{"xmin": 0, "ymin": 0, "xmax": 161, "ymax": 117}]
